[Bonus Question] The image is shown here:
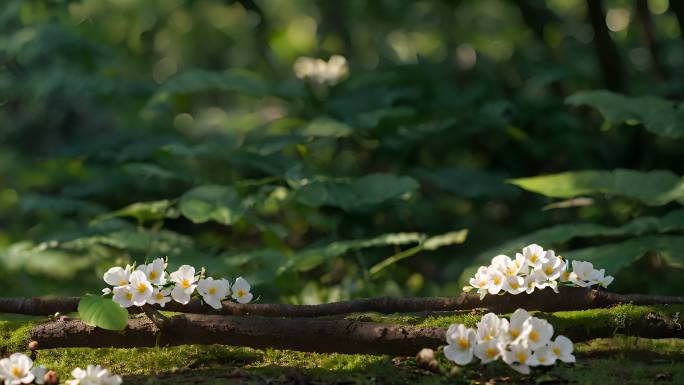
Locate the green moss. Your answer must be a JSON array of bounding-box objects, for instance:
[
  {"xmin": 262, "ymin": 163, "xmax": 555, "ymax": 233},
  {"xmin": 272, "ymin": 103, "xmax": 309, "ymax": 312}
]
[{"xmin": 0, "ymin": 320, "xmax": 35, "ymax": 355}]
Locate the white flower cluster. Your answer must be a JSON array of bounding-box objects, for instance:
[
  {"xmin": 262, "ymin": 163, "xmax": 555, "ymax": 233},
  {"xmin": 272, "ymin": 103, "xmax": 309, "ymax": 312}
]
[
  {"xmin": 66, "ymin": 365, "xmax": 122, "ymax": 385},
  {"xmin": 102, "ymin": 258, "xmax": 253, "ymax": 310},
  {"xmin": 293, "ymin": 55, "xmax": 349, "ymax": 85},
  {"xmin": 465, "ymin": 244, "xmax": 614, "ymax": 299},
  {"xmin": 0, "ymin": 353, "xmax": 48, "ymax": 385},
  {"xmin": 444, "ymin": 309, "xmax": 575, "ymax": 374}
]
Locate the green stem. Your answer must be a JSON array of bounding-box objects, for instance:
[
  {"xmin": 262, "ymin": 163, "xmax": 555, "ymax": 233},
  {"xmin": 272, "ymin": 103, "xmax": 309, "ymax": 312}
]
[{"xmin": 369, "ymin": 245, "xmax": 424, "ymax": 277}]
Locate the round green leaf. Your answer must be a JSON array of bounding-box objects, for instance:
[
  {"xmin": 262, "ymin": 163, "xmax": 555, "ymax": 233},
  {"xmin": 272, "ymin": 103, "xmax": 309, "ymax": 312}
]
[{"xmin": 78, "ymin": 294, "xmax": 129, "ymax": 331}]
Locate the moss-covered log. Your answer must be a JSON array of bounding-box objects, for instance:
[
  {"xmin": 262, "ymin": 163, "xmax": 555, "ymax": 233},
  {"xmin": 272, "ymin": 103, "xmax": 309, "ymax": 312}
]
[
  {"xmin": 27, "ymin": 305, "xmax": 684, "ymax": 356},
  {"xmin": 2, "ymin": 288, "xmax": 683, "ymax": 317}
]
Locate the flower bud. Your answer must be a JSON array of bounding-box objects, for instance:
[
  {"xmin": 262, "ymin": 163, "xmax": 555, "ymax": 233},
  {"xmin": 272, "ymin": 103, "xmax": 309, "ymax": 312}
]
[
  {"xmin": 28, "ymin": 340, "xmax": 39, "ymax": 350},
  {"xmin": 43, "ymin": 370, "xmax": 59, "ymax": 385}
]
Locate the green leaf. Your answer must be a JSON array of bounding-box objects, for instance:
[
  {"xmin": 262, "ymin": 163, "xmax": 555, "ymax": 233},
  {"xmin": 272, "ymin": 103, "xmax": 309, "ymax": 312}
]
[
  {"xmin": 293, "ymin": 230, "xmax": 467, "ymax": 273},
  {"xmin": 158, "ymin": 69, "xmax": 268, "ymax": 97},
  {"xmin": 509, "ymin": 169, "xmax": 684, "ymax": 206},
  {"xmin": 565, "ymin": 235, "xmax": 684, "ymax": 272},
  {"xmin": 295, "ymin": 173, "xmax": 419, "ymax": 211},
  {"xmin": 78, "ymin": 294, "xmax": 129, "ymax": 331},
  {"xmin": 566, "ymin": 90, "xmax": 684, "ymax": 138},
  {"xmin": 179, "ymin": 185, "xmax": 245, "ymax": 225},
  {"xmin": 414, "ymin": 168, "xmax": 519, "ymax": 199},
  {"xmin": 301, "ymin": 118, "xmax": 354, "ymax": 138},
  {"xmin": 459, "ymin": 209, "xmax": 684, "ymax": 284},
  {"xmin": 96, "ymin": 199, "xmax": 178, "ymax": 224}
]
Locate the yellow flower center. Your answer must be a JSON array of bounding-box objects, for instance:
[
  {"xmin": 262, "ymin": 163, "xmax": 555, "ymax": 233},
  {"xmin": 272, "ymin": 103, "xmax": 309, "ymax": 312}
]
[
  {"xmin": 11, "ymin": 366, "xmax": 22, "ymax": 377},
  {"xmin": 553, "ymin": 347, "xmax": 561, "ymax": 356},
  {"xmin": 544, "ymin": 266, "xmax": 553, "ymax": 275},
  {"xmin": 538, "ymin": 356, "xmax": 546, "ymax": 363},
  {"xmin": 149, "ymin": 271, "xmax": 157, "ymax": 280},
  {"xmin": 510, "ymin": 281, "xmax": 519, "ymax": 289},
  {"xmin": 530, "ymin": 254, "xmax": 537, "ymax": 262},
  {"xmin": 137, "ymin": 283, "xmax": 147, "ymax": 293},
  {"xmin": 237, "ymin": 289, "xmax": 246, "ymax": 297},
  {"xmin": 208, "ymin": 287, "xmax": 217, "ymax": 295},
  {"xmin": 119, "ymin": 280, "xmax": 127, "ymax": 286},
  {"xmin": 478, "ymin": 281, "xmax": 486, "ymax": 288},
  {"xmin": 458, "ymin": 338, "xmax": 469, "ymax": 349},
  {"xmin": 510, "ymin": 329, "xmax": 520, "ymax": 338},
  {"xmin": 493, "ymin": 276, "xmax": 501, "ymax": 285},
  {"xmin": 155, "ymin": 293, "xmax": 164, "ymax": 300},
  {"xmin": 126, "ymin": 293, "xmax": 133, "ymax": 301},
  {"xmin": 181, "ymin": 279, "xmax": 190, "ymax": 289},
  {"xmin": 562, "ymin": 272, "xmax": 570, "ymax": 280},
  {"xmin": 516, "ymin": 351, "xmax": 527, "ymax": 364},
  {"xmin": 485, "ymin": 347, "xmax": 498, "ymax": 358},
  {"xmin": 529, "ymin": 330, "xmax": 539, "ymax": 342}
]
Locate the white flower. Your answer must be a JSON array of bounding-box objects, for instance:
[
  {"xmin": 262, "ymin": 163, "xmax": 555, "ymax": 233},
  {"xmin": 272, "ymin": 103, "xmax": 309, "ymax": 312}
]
[
  {"xmin": 506, "ymin": 309, "xmax": 531, "ymax": 342},
  {"xmin": 444, "ymin": 324, "xmax": 476, "ymax": 365},
  {"xmin": 491, "ymin": 254, "xmax": 524, "ymax": 277},
  {"xmin": 571, "ymin": 260, "xmax": 610, "ymax": 287},
  {"xmin": 486, "ymin": 269, "xmax": 505, "ymax": 295},
  {"xmin": 136, "ymin": 258, "xmax": 167, "ymax": 285},
  {"xmin": 502, "ymin": 342, "xmax": 532, "ymax": 374},
  {"xmin": 529, "ymin": 269, "xmax": 556, "ymax": 292},
  {"xmin": 170, "ymin": 265, "xmax": 198, "ymax": 305},
  {"xmin": 112, "ymin": 285, "xmax": 134, "ymax": 308},
  {"xmin": 524, "ymin": 274, "xmax": 537, "ymax": 294},
  {"xmin": 66, "ymin": 365, "xmax": 122, "ymax": 385},
  {"xmin": 101, "ymin": 288, "xmax": 112, "ymax": 295},
  {"xmin": 468, "ymin": 266, "xmax": 491, "ymax": 299},
  {"xmin": 197, "ymin": 277, "xmax": 230, "ymax": 309},
  {"xmin": 293, "ymin": 55, "xmax": 349, "ymax": 85},
  {"xmin": 231, "ymin": 277, "xmax": 253, "ymax": 304},
  {"xmin": 476, "ymin": 313, "xmax": 508, "ymax": 342},
  {"xmin": 550, "ymin": 335, "xmax": 575, "ymax": 363},
  {"xmin": 473, "ymin": 339, "xmax": 502, "ymax": 363},
  {"xmin": 102, "ymin": 265, "xmax": 133, "ymax": 287},
  {"xmin": 128, "ymin": 270, "xmax": 153, "ymax": 306},
  {"xmin": 503, "ymin": 275, "xmax": 526, "ymax": 295},
  {"xmin": 522, "ymin": 317, "xmax": 554, "ymax": 349},
  {"xmin": 31, "ymin": 366, "xmax": 47, "ymax": 385},
  {"xmin": 0, "ymin": 353, "xmax": 34, "ymax": 385},
  {"xmin": 521, "ymin": 244, "xmax": 547, "ymax": 269},
  {"xmin": 535, "ymin": 251, "xmax": 566, "ymax": 282},
  {"xmin": 529, "ymin": 345, "xmax": 556, "ymax": 366},
  {"xmin": 597, "ymin": 273, "xmax": 614, "ymax": 287},
  {"xmin": 148, "ymin": 287, "xmax": 172, "ymax": 307}
]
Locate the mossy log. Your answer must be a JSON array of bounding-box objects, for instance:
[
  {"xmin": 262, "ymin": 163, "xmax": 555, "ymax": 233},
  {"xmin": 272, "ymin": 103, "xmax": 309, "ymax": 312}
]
[
  {"xmin": 2, "ymin": 288, "xmax": 683, "ymax": 317},
  {"xmin": 27, "ymin": 305, "xmax": 684, "ymax": 356}
]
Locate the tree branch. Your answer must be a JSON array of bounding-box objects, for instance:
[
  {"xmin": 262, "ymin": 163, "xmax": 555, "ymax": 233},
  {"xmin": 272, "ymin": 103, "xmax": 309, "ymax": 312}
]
[
  {"xmin": 29, "ymin": 310, "xmax": 684, "ymax": 355},
  {"xmin": 2, "ymin": 288, "xmax": 683, "ymax": 317},
  {"xmin": 30, "ymin": 315, "xmax": 446, "ymax": 356}
]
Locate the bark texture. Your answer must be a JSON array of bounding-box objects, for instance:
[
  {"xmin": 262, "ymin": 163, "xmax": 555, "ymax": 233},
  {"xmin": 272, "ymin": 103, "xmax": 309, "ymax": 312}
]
[
  {"xmin": 30, "ymin": 315, "xmax": 446, "ymax": 356},
  {"xmin": 3, "ymin": 288, "xmax": 683, "ymax": 317},
  {"xmin": 29, "ymin": 310, "xmax": 684, "ymax": 355}
]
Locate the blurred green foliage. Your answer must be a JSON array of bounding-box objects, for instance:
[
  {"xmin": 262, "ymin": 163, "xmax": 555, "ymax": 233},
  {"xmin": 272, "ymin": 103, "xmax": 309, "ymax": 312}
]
[{"xmin": 2, "ymin": 0, "xmax": 684, "ymax": 302}]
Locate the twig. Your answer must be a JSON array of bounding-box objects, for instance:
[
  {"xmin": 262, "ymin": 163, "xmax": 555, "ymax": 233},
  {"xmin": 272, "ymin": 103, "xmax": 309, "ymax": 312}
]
[
  {"xmin": 1, "ymin": 288, "xmax": 683, "ymax": 317},
  {"xmin": 141, "ymin": 304, "xmax": 169, "ymax": 329},
  {"xmin": 586, "ymin": 0, "xmax": 625, "ymax": 91}
]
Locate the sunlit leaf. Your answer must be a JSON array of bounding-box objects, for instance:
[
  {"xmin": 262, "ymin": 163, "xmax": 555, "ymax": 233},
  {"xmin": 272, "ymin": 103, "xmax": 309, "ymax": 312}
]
[
  {"xmin": 78, "ymin": 294, "xmax": 129, "ymax": 331},
  {"xmin": 179, "ymin": 185, "xmax": 245, "ymax": 225},
  {"xmin": 509, "ymin": 169, "xmax": 684, "ymax": 206},
  {"xmin": 567, "ymin": 90, "xmax": 684, "ymax": 138}
]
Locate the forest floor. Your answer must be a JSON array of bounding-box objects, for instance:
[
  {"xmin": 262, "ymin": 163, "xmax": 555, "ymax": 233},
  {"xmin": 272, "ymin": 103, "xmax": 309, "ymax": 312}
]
[{"xmin": 1, "ymin": 305, "xmax": 683, "ymax": 384}]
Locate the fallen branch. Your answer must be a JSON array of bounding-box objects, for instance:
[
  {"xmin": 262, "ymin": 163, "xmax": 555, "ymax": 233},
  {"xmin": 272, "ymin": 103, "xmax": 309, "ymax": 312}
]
[
  {"xmin": 28, "ymin": 310, "xmax": 684, "ymax": 356},
  {"xmin": 30, "ymin": 315, "xmax": 445, "ymax": 356},
  {"xmin": 2, "ymin": 288, "xmax": 683, "ymax": 317}
]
